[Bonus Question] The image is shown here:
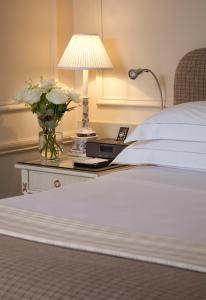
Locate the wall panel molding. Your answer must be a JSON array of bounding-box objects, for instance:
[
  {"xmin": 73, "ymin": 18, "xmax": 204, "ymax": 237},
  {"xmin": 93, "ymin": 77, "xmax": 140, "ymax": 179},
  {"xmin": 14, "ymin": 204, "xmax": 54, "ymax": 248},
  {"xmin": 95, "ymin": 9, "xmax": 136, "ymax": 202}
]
[
  {"xmin": 0, "ymin": 103, "xmax": 29, "ymax": 113},
  {"xmin": 0, "ymin": 136, "xmax": 38, "ymax": 155},
  {"xmin": 0, "ymin": 131, "xmax": 73, "ymax": 155},
  {"xmin": 97, "ymin": 97, "xmax": 161, "ymax": 108}
]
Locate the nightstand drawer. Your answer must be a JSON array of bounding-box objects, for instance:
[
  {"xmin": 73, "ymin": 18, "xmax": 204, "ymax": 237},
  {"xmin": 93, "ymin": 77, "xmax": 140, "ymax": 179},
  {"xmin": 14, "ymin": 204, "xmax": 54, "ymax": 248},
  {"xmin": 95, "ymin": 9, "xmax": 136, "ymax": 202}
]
[{"xmin": 29, "ymin": 170, "xmax": 89, "ymax": 192}]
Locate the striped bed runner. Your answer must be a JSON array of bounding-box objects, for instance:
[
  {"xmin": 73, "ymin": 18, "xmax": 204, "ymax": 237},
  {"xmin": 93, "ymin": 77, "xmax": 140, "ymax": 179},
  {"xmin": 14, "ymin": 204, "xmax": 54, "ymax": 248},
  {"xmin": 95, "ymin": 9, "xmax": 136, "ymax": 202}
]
[{"xmin": 0, "ymin": 204, "xmax": 205, "ymax": 273}]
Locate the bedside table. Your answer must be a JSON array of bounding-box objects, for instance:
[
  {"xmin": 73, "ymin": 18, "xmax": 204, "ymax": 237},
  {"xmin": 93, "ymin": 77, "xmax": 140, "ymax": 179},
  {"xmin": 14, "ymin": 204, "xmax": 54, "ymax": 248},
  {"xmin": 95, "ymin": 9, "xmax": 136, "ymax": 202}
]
[{"xmin": 15, "ymin": 156, "xmax": 130, "ymax": 194}]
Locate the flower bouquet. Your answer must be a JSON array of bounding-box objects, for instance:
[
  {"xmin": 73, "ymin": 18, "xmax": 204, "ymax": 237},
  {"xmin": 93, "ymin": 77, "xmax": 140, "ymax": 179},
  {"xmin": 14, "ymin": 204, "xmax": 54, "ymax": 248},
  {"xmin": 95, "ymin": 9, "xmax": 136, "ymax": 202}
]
[{"xmin": 15, "ymin": 78, "xmax": 80, "ymax": 160}]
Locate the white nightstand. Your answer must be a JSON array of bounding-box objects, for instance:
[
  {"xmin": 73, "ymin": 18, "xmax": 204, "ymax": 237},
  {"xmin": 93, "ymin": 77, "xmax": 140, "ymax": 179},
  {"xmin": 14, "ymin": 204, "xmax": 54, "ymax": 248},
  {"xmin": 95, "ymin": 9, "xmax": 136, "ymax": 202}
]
[{"xmin": 15, "ymin": 156, "xmax": 130, "ymax": 194}]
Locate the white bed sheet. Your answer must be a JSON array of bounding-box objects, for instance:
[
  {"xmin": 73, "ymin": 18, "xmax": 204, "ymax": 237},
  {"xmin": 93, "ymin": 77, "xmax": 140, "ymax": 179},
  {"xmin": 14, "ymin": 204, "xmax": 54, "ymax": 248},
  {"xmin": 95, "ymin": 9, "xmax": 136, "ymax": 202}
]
[{"xmin": 1, "ymin": 165, "xmax": 206, "ymax": 244}]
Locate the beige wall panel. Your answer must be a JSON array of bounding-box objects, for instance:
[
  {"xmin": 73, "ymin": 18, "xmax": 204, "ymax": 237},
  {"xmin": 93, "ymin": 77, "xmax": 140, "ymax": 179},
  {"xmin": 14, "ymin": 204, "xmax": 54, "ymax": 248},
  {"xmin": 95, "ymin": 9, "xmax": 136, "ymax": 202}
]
[
  {"xmin": 0, "ymin": 0, "xmax": 55, "ymax": 149},
  {"xmin": 0, "ymin": 0, "xmax": 53, "ymax": 104},
  {"xmin": 74, "ymin": 0, "xmax": 206, "ymax": 128},
  {"xmin": 0, "ymin": 0, "xmax": 76, "ymax": 147},
  {"xmin": 73, "ymin": 0, "xmax": 99, "ymax": 34},
  {"xmin": 57, "ymin": 0, "xmax": 74, "ymax": 85},
  {"xmin": 0, "ymin": 110, "xmax": 38, "ymax": 141},
  {"xmin": 56, "ymin": 0, "xmax": 77, "ymax": 134}
]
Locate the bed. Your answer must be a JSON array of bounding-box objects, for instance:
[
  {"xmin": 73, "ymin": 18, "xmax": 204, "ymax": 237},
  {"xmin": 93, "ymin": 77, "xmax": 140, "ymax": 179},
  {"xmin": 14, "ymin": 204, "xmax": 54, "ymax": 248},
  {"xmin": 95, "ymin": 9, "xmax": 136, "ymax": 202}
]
[{"xmin": 1, "ymin": 49, "xmax": 206, "ymax": 299}]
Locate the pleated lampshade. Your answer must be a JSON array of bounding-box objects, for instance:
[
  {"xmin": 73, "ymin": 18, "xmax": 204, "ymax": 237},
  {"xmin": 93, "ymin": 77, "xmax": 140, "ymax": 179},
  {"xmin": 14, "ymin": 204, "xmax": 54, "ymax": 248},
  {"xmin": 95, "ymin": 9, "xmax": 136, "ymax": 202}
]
[{"xmin": 57, "ymin": 34, "xmax": 113, "ymax": 70}]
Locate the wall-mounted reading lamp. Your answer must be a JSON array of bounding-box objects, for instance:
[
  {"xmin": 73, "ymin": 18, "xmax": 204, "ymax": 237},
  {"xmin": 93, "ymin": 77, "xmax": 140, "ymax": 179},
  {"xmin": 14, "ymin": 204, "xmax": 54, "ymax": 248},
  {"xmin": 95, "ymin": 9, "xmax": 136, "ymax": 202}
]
[{"xmin": 128, "ymin": 68, "xmax": 164, "ymax": 110}]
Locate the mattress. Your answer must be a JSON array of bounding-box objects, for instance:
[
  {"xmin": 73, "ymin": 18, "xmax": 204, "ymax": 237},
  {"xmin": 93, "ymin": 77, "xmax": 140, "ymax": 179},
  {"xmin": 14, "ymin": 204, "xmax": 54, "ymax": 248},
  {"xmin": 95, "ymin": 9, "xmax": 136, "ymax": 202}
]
[
  {"xmin": 2, "ymin": 165, "xmax": 206, "ymax": 241},
  {"xmin": 1, "ymin": 166, "xmax": 206, "ymax": 273}
]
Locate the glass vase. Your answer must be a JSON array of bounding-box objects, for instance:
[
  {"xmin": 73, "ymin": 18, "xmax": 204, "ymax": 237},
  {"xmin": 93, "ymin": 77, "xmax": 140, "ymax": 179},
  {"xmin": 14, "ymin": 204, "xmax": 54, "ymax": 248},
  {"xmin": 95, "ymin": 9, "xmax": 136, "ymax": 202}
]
[{"xmin": 39, "ymin": 130, "xmax": 63, "ymax": 160}]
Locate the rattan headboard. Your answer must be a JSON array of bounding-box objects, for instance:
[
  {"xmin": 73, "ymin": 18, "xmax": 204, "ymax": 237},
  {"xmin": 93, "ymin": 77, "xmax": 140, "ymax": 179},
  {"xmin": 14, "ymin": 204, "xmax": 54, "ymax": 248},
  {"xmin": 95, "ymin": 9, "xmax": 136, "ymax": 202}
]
[{"xmin": 174, "ymin": 48, "xmax": 206, "ymax": 104}]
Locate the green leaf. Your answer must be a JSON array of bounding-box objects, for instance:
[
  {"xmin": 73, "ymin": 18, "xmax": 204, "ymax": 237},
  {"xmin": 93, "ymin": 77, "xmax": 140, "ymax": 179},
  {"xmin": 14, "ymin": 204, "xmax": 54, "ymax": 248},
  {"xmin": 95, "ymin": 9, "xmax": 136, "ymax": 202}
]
[
  {"xmin": 31, "ymin": 103, "xmax": 38, "ymax": 113},
  {"xmin": 57, "ymin": 103, "xmax": 67, "ymax": 113},
  {"xmin": 46, "ymin": 109, "xmax": 54, "ymax": 116},
  {"xmin": 39, "ymin": 103, "xmax": 46, "ymax": 114}
]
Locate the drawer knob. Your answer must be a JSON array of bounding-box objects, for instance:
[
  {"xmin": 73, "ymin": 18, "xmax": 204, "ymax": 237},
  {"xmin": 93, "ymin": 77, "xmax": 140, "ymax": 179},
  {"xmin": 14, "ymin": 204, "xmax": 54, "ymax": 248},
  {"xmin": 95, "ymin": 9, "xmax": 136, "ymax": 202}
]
[{"xmin": 54, "ymin": 179, "xmax": 61, "ymax": 188}]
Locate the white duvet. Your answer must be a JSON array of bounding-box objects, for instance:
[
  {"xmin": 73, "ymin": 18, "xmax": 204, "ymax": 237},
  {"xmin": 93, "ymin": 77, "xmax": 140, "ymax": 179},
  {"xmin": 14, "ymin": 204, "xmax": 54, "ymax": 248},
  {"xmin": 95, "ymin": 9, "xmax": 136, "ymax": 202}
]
[{"xmin": 1, "ymin": 166, "xmax": 206, "ymax": 272}]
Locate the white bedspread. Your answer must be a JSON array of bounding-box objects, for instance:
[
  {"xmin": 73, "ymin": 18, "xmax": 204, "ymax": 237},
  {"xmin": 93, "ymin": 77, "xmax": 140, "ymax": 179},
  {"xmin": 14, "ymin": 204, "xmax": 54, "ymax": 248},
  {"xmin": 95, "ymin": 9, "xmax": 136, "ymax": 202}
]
[{"xmin": 1, "ymin": 166, "xmax": 206, "ymax": 272}]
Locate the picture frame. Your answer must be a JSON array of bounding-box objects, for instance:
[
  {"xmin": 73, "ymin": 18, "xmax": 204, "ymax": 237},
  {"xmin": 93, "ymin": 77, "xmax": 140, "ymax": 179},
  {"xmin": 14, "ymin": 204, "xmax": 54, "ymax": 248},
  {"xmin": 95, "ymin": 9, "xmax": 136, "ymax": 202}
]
[{"xmin": 116, "ymin": 127, "xmax": 129, "ymax": 142}]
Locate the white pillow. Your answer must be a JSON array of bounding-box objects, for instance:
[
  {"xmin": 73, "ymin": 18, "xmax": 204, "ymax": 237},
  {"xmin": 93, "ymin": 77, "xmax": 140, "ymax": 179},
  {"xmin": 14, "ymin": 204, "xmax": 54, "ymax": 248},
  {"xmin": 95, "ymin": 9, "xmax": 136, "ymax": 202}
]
[
  {"xmin": 125, "ymin": 101, "xmax": 206, "ymax": 143},
  {"xmin": 113, "ymin": 139, "xmax": 206, "ymax": 171}
]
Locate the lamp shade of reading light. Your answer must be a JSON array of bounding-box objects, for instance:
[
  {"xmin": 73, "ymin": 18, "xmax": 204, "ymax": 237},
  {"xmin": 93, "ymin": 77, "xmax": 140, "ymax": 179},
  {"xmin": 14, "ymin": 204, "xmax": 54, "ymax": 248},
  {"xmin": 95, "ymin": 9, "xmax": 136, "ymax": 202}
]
[
  {"xmin": 128, "ymin": 68, "xmax": 164, "ymax": 110},
  {"xmin": 58, "ymin": 34, "xmax": 113, "ymax": 138}
]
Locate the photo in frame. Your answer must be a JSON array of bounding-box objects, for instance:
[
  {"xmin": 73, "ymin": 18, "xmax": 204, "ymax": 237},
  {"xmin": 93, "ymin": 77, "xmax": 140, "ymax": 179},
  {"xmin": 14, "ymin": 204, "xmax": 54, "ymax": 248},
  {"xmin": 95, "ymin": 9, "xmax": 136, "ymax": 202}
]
[{"xmin": 116, "ymin": 127, "xmax": 129, "ymax": 142}]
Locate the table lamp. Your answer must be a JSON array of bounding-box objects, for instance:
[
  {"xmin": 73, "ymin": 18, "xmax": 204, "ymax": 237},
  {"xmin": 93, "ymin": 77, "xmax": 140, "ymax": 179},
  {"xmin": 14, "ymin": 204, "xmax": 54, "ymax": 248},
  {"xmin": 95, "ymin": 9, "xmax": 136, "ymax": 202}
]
[{"xmin": 58, "ymin": 34, "xmax": 113, "ymax": 154}]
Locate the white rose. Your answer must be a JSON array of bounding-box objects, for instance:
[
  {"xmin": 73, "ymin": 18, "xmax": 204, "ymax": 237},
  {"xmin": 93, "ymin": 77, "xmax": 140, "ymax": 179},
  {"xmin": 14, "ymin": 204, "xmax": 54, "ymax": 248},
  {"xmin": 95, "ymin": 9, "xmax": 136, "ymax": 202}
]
[
  {"xmin": 56, "ymin": 83, "xmax": 80, "ymax": 103},
  {"xmin": 40, "ymin": 79, "xmax": 56, "ymax": 91},
  {"xmin": 24, "ymin": 88, "xmax": 42, "ymax": 104},
  {"xmin": 46, "ymin": 88, "xmax": 68, "ymax": 104},
  {"xmin": 68, "ymin": 89, "xmax": 80, "ymax": 103},
  {"xmin": 62, "ymin": 87, "xmax": 80, "ymax": 103}
]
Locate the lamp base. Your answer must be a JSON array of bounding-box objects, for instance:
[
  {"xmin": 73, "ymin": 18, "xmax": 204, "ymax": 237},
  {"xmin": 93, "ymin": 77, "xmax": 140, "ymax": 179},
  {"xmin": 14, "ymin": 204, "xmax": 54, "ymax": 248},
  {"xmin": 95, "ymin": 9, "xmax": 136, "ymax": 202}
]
[{"xmin": 77, "ymin": 127, "xmax": 96, "ymax": 137}]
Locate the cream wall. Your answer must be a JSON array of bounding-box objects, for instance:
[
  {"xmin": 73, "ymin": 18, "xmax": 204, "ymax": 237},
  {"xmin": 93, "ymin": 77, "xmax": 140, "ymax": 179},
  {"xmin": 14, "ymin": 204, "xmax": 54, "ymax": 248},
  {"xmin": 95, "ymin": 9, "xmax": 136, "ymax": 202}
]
[
  {"xmin": 0, "ymin": 0, "xmax": 74, "ymax": 198},
  {"xmin": 56, "ymin": 0, "xmax": 78, "ymax": 134},
  {"xmin": 0, "ymin": 0, "xmax": 75, "ymax": 153},
  {"xmin": 74, "ymin": 0, "xmax": 206, "ymax": 136},
  {"xmin": 0, "ymin": 0, "xmax": 53, "ymax": 153}
]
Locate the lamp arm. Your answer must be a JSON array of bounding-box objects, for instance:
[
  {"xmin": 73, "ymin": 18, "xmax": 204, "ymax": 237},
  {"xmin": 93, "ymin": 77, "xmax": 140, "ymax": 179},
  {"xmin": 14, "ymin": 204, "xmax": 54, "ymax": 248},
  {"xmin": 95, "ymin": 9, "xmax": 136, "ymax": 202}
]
[
  {"xmin": 144, "ymin": 69, "xmax": 164, "ymax": 110},
  {"xmin": 128, "ymin": 68, "xmax": 164, "ymax": 109}
]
